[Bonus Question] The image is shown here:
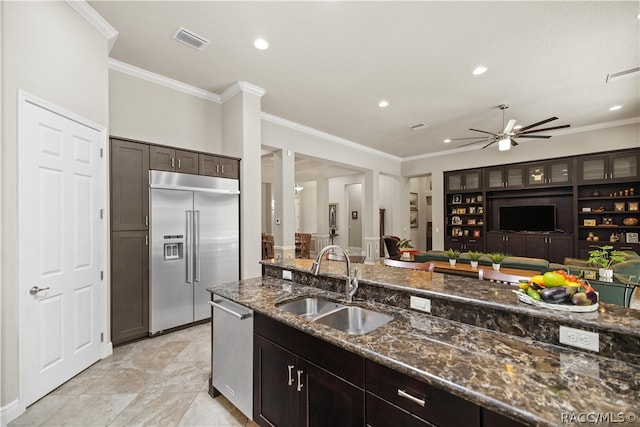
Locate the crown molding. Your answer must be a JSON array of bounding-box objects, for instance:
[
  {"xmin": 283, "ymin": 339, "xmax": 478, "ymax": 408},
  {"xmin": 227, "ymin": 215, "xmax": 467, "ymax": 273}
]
[
  {"xmin": 221, "ymin": 81, "xmax": 267, "ymax": 103},
  {"xmin": 108, "ymin": 59, "xmax": 222, "ymax": 103},
  {"xmin": 403, "ymin": 117, "xmax": 640, "ymax": 162},
  {"xmin": 261, "ymin": 113, "xmax": 401, "ymax": 162},
  {"xmin": 66, "ymin": 1, "xmax": 118, "ymax": 52}
]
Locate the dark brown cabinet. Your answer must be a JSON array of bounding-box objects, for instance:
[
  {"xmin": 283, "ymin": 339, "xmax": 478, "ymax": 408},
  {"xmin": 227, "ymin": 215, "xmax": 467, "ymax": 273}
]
[
  {"xmin": 366, "ymin": 360, "xmax": 480, "ymax": 427},
  {"xmin": 446, "ymin": 169, "xmax": 482, "ymax": 191},
  {"xmin": 485, "ymin": 165, "xmax": 524, "ymax": 190},
  {"xmin": 445, "ymin": 236, "xmax": 483, "ymax": 252},
  {"xmin": 254, "ymin": 314, "xmax": 365, "ymax": 427},
  {"xmin": 199, "ymin": 154, "xmax": 239, "ymax": 179},
  {"xmin": 150, "ymin": 146, "xmax": 199, "ymax": 174},
  {"xmin": 486, "ymin": 233, "xmax": 527, "ymax": 256},
  {"xmin": 578, "ymin": 152, "xmax": 639, "ymax": 183},
  {"xmin": 525, "ymin": 160, "xmax": 572, "ymax": 187},
  {"xmin": 110, "ymin": 139, "xmax": 149, "ymax": 231},
  {"xmin": 525, "ymin": 234, "xmax": 573, "ymax": 263},
  {"xmin": 110, "ymin": 230, "xmax": 148, "ymax": 345}
]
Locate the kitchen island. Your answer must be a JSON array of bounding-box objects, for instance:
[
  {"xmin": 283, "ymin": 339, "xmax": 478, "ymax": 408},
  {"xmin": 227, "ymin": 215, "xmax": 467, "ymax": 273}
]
[{"xmin": 208, "ymin": 259, "xmax": 640, "ymax": 426}]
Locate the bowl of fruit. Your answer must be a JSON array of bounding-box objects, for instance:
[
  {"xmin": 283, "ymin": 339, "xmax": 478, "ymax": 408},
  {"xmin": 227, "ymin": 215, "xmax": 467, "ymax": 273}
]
[{"xmin": 514, "ymin": 270, "xmax": 598, "ymax": 312}]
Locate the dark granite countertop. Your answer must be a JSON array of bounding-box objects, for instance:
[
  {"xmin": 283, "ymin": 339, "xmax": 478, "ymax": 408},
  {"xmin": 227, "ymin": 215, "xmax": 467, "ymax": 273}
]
[{"xmin": 208, "ymin": 260, "xmax": 640, "ymax": 426}]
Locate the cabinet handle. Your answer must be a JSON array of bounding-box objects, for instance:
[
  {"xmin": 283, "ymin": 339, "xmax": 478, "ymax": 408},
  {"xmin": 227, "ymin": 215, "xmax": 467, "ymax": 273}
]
[
  {"xmin": 287, "ymin": 365, "xmax": 294, "ymax": 386},
  {"xmin": 178, "ymin": 159, "xmax": 181, "ymax": 169},
  {"xmin": 398, "ymin": 389, "xmax": 426, "ymax": 407},
  {"xmin": 216, "ymin": 164, "xmax": 220, "ymax": 174},
  {"xmin": 221, "ymin": 165, "xmax": 225, "ymax": 174},
  {"xmin": 297, "ymin": 370, "xmax": 304, "ymax": 392},
  {"xmin": 145, "ymin": 234, "xmax": 148, "ymax": 246},
  {"xmin": 620, "ymin": 246, "xmax": 633, "ymax": 250},
  {"xmin": 171, "ymin": 158, "xmax": 175, "ymax": 168},
  {"xmin": 145, "ymin": 215, "xmax": 148, "ymax": 226}
]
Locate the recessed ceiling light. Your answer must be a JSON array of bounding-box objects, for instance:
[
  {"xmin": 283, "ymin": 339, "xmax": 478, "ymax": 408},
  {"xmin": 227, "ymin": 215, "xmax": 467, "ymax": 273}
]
[
  {"xmin": 378, "ymin": 100, "xmax": 389, "ymax": 108},
  {"xmin": 472, "ymin": 66, "xmax": 488, "ymax": 75},
  {"xmin": 609, "ymin": 105, "xmax": 622, "ymax": 111},
  {"xmin": 444, "ymin": 139, "xmax": 452, "ymax": 143},
  {"xmin": 254, "ymin": 38, "xmax": 269, "ymax": 50}
]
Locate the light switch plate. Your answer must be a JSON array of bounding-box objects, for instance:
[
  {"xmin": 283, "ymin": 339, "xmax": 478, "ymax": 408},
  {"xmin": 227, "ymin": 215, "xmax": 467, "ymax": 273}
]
[
  {"xmin": 410, "ymin": 296, "xmax": 431, "ymax": 313},
  {"xmin": 559, "ymin": 325, "xmax": 599, "ymax": 352}
]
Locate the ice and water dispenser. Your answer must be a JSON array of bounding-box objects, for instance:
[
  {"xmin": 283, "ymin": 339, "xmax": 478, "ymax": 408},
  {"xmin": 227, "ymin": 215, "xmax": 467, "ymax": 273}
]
[{"xmin": 163, "ymin": 235, "xmax": 184, "ymax": 261}]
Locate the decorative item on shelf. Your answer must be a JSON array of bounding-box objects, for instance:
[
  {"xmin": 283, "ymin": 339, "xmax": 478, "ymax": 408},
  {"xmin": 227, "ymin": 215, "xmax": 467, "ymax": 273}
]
[
  {"xmin": 583, "ymin": 270, "xmax": 597, "ymax": 280},
  {"xmin": 583, "ymin": 219, "xmax": 597, "ymax": 226},
  {"xmin": 477, "ymin": 220, "xmax": 484, "ymax": 225},
  {"xmin": 624, "ymin": 189, "xmax": 630, "ymax": 196},
  {"xmin": 463, "ymin": 229, "xmax": 470, "ymax": 236},
  {"xmin": 591, "ymin": 190, "xmax": 600, "ymax": 197},
  {"xmin": 614, "ymin": 202, "xmax": 625, "ymax": 211},
  {"xmin": 451, "ymin": 216, "xmax": 462, "ymax": 225},
  {"xmin": 587, "ymin": 245, "xmax": 627, "ymax": 279},
  {"xmin": 602, "ymin": 217, "xmax": 614, "ymax": 225},
  {"xmin": 452, "ymin": 194, "xmax": 462, "ymax": 204},
  {"xmin": 630, "ymin": 188, "xmax": 635, "ymax": 196},
  {"xmin": 628, "ymin": 202, "xmax": 638, "ymax": 211},
  {"xmin": 465, "ymin": 197, "xmax": 472, "ymax": 203},
  {"xmin": 586, "ymin": 232, "xmax": 595, "ymax": 241},
  {"xmin": 623, "ymin": 217, "xmax": 639, "ymax": 226},
  {"xmin": 626, "ymin": 232, "xmax": 639, "ymax": 243},
  {"xmin": 446, "ymin": 248, "xmax": 461, "ymax": 266},
  {"xmin": 473, "ymin": 229, "xmax": 481, "ymax": 238},
  {"xmin": 467, "ymin": 219, "xmax": 476, "ymax": 225},
  {"xmin": 609, "ymin": 233, "xmax": 621, "ymax": 243},
  {"xmin": 593, "ymin": 206, "xmax": 605, "ymax": 212},
  {"xmin": 477, "ymin": 195, "xmax": 483, "ymax": 202},
  {"xmin": 470, "ymin": 197, "xmax": 476, "ymax": 203},
  {"xmin": 457, "ymin": 207, "xmax": 467, "ymax": 214},
  {"xmin": 469, "ymin": 207, "xmax": 476, "ymax": 214},
  {"xmin": 582, "ymin": 207, "xmax": 592, "ymax": 212},
  {"xmin": 468, "ymin": 251, "xmax": 482, "ymax": 269},
  {"xmin": 488, "ymin": 252, "xmax": 506, "ymax": 271},
  {"xmin": 452, "ymin": 227, "xmax": 463, "ymax": 236},
  {"xmin": 478, "ymin": 206, "xmax": 484, "ymax": 214}
]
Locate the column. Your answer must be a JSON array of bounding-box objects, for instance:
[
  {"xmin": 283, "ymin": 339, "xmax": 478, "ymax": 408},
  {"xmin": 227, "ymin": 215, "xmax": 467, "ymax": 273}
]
[
  {"xmin": 272, "ymin": 149, "xmax": 296, "ymax": 260},
  {"xmin": 315, "ymin": 177, "xmax": 330, "ymax": 252},
  {"xmin": 363, "ymin": 169, "xmax": 380, "ymax": 264}
]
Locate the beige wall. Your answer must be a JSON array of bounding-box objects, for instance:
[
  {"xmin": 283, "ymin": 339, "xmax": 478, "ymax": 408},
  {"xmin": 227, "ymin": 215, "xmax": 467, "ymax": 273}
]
[
  {"xmin": 1, "ymin": 1, "xmax": 109, "ymax": 411},
  {"xmin": 109, "ymin": 70, "xmax": 222, "ymax": 152}
]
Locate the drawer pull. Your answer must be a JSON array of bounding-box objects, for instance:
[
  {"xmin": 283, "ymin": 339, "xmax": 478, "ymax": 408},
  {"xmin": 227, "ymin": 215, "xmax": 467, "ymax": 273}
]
[
  {"xmin": 398, "ymin": 389, "xmax": 425, "ymax": 407},
  {"xmin": 287, "ymin": 365, "xmax": 294, "ymax": 386}
]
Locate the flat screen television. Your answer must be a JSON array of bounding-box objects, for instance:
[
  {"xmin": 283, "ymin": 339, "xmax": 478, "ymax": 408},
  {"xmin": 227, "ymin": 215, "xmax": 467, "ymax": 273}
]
[{"xmin": 499, "ymin": 205, "xmax": 556, "ymax": 232}]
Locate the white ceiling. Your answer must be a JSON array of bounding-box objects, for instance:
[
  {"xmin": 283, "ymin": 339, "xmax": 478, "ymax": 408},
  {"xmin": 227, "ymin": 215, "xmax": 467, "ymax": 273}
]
[{"xmin": 90, "ymin": 1, "xmax": 640, "ymax": 159}]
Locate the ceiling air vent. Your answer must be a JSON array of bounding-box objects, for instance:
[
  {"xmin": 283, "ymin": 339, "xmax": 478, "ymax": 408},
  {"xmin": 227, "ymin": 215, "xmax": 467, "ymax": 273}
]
[
  {"xmin": 173, "ymin": 27, "xmax": 210, "ymax": 51},
  {"xmin": 606, "ymin": 66, "xmax": 640, "ymax": 83},
  {"xmin": 409, "ymin": 123, "xmax": 429, "ymax": 131}
]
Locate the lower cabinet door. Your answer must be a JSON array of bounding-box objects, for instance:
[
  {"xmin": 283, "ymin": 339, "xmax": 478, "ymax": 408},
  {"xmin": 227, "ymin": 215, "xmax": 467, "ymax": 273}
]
[
  {"xmin": 254, "ymin": 335, "xmax": 297, "ymax": 427},
  {"xmin": 298, "ymin": 359, "xmax": 365, "ymax": 427},
  {"xmin": 366, "ymin": 393, "xmax": 433, "ymax": 427}
]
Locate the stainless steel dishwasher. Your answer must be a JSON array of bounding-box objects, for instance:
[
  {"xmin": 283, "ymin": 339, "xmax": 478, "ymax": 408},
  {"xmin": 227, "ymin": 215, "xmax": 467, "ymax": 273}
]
[{"xmin": 209, "ymin": 294, "xmax": 254, "ymax": 419}]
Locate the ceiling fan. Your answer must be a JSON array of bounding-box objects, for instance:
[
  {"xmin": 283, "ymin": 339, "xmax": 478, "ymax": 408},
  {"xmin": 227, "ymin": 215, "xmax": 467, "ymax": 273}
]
[{"xmin": 451, "ymin": 104, "xmax": 570, "ymax": 151}]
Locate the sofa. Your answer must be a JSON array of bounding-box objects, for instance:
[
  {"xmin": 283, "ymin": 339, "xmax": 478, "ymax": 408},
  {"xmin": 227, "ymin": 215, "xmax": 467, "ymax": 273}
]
[{"xmin": 412, "ymin": 250, "xmax": 640, "ymax": 307}]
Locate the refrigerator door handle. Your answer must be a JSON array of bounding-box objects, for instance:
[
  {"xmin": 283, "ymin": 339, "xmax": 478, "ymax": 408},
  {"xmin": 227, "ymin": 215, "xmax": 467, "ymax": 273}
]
[
  {"xmin": 186, "ymin": 210, "xmax": 193, "ymax": 284},
  {"xmin": 194, "ymin": 210, "xmax": 200, "ymax": 282}
]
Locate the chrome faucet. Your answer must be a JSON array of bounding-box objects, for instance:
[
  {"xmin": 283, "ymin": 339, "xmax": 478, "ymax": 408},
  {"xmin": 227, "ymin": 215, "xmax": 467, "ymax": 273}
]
[{"xmin": 311, "ymin": 245, "xmax": 359, "ymax": 303}]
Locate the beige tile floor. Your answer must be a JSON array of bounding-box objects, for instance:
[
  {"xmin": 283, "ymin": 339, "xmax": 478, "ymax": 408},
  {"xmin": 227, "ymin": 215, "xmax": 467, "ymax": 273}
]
[{"xmin": 10, "ymin": 322, "xmax": 259, "ymax": 427}]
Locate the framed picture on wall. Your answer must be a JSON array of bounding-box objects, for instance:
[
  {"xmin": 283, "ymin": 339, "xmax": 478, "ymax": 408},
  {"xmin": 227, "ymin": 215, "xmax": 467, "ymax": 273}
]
[
  {"xmin": 452, "ymin": 194, "xmax": 462, "ymax": 204},
  {"xmin": 614, "ymin": 202, "xmax": 625, "ymax": 211},
  {"xmin": 409, "ymin": 192, "xmax": 418, "ymax": 209},
  {"xmin": 629, "ymin": 202, "xmax": 639, "ymax": 211},
  {"xmin": 329, "ymin": 203, "xmax": 338, "ymax": 230},
  {"xmin": 410, "ymin": 210, "xmax": 418, "ymax": 228}
]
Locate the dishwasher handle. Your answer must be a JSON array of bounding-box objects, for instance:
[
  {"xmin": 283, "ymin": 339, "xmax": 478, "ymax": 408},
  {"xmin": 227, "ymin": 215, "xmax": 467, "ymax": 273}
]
[{"xmin": 209, "ymin": 300, "xmax": 253, "ymax": 320}]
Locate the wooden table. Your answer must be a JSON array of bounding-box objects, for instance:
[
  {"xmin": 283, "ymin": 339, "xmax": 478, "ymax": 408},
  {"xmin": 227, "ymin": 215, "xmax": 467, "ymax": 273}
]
[{"xmin": 429, "ymin": 261, "xmax": 541, "ymax": 279}]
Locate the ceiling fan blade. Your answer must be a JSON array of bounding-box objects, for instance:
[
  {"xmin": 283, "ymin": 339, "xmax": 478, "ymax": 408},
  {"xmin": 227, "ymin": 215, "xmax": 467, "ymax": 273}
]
[
  {"xmin": 469, "ymin": 128, "xmax": 499, "ymax": 137},
  {"xmin": 458, "ymin": 138, "xmax": 492, "ymax": 147},
  {"xmin": 517, "ymin": 124, "xmax": 570, "ymax": 134},
  {"xmin": 449, "ymin": 136, "xmax": 490, "ymax": 141},
  {"xmin": 518, "ymin": 135, "xmax": 552, "ymax": 139},
  {"xmin": 503, "ymin": 119, "xmax": 517, "ymax": 134},
  {"xmin": 511, "ymin": 138, "xmax": 519, "ymax": 146},
  {"xmin": 517, "ymin": 117, "xmax": 558, "ymax": 132},
  {"xmin": 482, "ymin": 140, "xmax": 497, "ymax": 149}
]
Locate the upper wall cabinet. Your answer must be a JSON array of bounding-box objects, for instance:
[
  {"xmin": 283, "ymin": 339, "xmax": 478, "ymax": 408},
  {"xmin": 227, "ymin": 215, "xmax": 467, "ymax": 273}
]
[
  {"xmin": 150, "ymin": 147, "xmax": 199, "ymax": 174},
  {"xmin": 525, "ymin": 159, "xmax": 572, "ymax": 187},
  {"xmin": 199, "ymin": 154, "xmax": 239, "ymax": 179},
  {"xmin": 446, "ymin": 169, "xmax": 482, "ymax": 191},
  {"xmin": 485, "ymin": 165, "xmax": 524, "ymax": 189},
  {"xmin": 578, "ymin": 152, "xmax": 639, "ymax": 183}
]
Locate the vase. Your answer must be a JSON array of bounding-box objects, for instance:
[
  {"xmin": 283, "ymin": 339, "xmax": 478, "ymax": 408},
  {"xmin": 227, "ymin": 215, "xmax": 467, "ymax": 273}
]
[
  {"xmin": 492, "ymin": 263, "xmax": 501, "ymax": 271},
  {"xmin": 449, "ymin": 259, "xmax": 457, "ymax": 266},
  {"xmin": 598, "ymin": 268, "xmax": 613, "ymax": 279},
  {"xmin": 470, "ymin": 261, "xmax": 479, "ymax": 268}
]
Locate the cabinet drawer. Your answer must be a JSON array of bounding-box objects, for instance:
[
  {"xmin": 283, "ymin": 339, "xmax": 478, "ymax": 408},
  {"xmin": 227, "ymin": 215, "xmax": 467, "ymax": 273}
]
[
  {"xmin": 365, "ymin": 360, "xmax": 479, "ymax": 427},
  {"xmin": 366, "ymin": 393, "xmax": 434, "ymax": 427}
]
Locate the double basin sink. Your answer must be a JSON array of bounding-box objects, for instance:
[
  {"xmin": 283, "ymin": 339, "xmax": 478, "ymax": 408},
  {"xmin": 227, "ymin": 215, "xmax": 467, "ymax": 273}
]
[{"xmin": 277, "ymin": 297, "xmax": 393, "ymax": 335}]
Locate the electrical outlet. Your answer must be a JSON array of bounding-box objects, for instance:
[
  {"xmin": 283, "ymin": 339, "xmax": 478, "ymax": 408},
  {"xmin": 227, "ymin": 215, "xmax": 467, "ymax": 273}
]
[
  {"xmin": 282, "ymin": 270, "xmax": 292, "ymax": 280},
  {"xmin": 410, "ymin": 296, "xmax": 431, "ymax": 313},
  {"xmin": 559, "ymin": 326, "xmax": 599, "ymax": 352}
]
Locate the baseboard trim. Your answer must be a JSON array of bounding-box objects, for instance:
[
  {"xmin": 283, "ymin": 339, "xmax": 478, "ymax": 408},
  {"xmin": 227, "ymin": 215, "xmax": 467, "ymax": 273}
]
[{"xmin": 1, "ymin": 399, "xmax": 23, "ymax": 426}]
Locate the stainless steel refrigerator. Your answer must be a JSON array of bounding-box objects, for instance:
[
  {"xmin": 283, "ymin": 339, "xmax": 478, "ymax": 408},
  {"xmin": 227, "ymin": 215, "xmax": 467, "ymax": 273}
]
[{"xmin": 149, "ymin": 170, "xmax": 240, "ymax": 334}]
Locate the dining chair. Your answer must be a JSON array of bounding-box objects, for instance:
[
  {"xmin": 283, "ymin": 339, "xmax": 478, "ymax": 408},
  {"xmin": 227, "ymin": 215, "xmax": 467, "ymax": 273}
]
[{"xmin": 478, "ymin": 269, "xmax": 531, "ymax": 285}]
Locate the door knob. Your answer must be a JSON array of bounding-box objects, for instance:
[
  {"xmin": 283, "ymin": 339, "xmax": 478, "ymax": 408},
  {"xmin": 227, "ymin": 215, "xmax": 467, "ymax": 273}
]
[{"xmin": 29, "ymin": 286, "xmax": 50, "ymax": 295}]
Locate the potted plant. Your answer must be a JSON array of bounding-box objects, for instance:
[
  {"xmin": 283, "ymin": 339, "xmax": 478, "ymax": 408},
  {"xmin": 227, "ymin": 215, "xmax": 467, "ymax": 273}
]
[
  {"xmin": 468, "ymin": 251, "xmax": 483, "ymax": 269},
  {"xmin": 588, "ymin": 245, "xmax": 627, "ymax": 278},
  {"xmin": 445, "ymin": 248, "xmax": 461, "ymax": 266},
  {"xmin": 488, "ymin": 252, "xmax": 506, "ymax": 271}
]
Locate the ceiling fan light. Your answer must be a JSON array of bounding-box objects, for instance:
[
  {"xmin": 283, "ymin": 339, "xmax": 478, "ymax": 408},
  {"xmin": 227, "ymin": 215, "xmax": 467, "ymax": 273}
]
[{"xmin": 498, "ymin": 137, "xmax": 511, "ymax": 151}]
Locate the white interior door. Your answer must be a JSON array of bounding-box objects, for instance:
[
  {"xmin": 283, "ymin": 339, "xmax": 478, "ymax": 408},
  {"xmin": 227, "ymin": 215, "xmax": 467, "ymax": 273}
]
[{"xmin": 20, "ymin": 99, "xmax": 103, "ymax": 406}]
